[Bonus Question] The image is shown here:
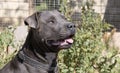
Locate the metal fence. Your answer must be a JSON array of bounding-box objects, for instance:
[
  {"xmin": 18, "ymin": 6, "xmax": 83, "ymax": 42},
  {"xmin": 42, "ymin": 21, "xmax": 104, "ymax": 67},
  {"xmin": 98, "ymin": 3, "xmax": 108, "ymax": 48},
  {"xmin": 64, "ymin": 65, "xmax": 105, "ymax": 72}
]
[
  {"xmin": 0, "ymin": 0, "xmax": 120, "ymax": 31},
  {"xmin": 34, "ymin": 0, "xmax": 61, "ymax": 10},
  {"xmin": 30, "ymin": 0, "xmax": 81, "ymax": 25},
  {"xmin": 32, "ymin": 0, "xmax": 120, "ymax": 31},
  {"xmin": 0, "ymin": 0, "xmax": 81, "ymax": 29},
  {"xmin": 0, "ymin": 0, "xmax": 62, "ymax": 29},
  {"xmin": 103, "ymin": 0, "xmax": 120, "ymax": 31}
]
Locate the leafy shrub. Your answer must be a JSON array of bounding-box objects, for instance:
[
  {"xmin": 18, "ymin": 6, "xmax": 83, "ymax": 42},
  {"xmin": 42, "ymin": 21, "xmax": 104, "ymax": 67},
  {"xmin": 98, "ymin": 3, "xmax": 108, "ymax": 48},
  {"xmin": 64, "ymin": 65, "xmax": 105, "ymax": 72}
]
[
  {"xmin": 0, "ymin": 27, "xmax": 14, "ymax": 68},
  {"xmin": 36, "ymin": 3, "xmax": 47, "ymax": 11},
  {"xmin": 58, "ymin": 0, "xmax": 120, "ymax": 73}
]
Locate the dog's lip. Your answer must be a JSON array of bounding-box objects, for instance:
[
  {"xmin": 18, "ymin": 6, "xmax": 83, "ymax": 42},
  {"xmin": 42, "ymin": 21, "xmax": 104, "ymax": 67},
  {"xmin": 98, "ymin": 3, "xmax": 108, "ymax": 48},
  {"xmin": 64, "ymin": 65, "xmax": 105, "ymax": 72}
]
[
  {"xmin": 48, "ymin": 34, "xmax": 74, "ymax": 46},
  {"xmin": 51, "ymin": 38, "xmax": 74, "ymax": 46}
]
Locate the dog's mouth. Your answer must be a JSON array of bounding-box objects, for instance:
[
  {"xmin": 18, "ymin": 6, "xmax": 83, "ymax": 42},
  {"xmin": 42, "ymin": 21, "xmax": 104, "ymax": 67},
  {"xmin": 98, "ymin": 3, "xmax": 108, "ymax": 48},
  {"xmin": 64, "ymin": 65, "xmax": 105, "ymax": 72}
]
[{"xmin": 47, "ymin": 35, "xmax": 74, "ymax": 48}]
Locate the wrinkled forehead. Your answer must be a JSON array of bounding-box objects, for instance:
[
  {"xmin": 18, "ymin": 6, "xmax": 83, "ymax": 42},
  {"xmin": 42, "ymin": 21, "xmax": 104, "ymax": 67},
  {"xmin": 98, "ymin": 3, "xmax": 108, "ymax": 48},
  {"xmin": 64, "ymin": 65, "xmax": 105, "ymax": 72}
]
[{"xmin": 40, "ymin": 10, "xmax": 64, "ymax": 20}]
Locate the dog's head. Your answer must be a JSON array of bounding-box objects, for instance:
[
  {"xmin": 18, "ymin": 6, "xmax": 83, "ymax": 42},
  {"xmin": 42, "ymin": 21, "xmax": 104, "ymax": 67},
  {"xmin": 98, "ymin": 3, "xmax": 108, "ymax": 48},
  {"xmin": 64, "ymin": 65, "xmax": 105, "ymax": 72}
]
[{"xmin": 24, "ymin": 10, "xmax": 76, "ymax": 51}]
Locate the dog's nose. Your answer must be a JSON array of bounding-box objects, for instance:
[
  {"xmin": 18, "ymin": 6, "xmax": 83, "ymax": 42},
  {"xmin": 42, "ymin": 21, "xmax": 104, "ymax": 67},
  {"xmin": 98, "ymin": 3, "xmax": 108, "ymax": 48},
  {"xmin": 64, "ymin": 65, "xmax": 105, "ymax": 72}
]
[
  {"xmin": 66, "ymin": 23, "xmax": 76, "ymax": 34},
  {"xmin": 67, "ymin": 23, "xmax": 75, "ymax": 30}
]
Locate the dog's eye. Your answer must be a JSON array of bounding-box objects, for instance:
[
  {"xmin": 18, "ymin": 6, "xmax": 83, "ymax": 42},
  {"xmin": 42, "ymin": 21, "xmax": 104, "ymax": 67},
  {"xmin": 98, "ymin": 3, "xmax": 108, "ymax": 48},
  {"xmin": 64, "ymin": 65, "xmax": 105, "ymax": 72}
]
[{"xmin": 49, "ymin": 20, "xmax": 55, "ymax": 24}]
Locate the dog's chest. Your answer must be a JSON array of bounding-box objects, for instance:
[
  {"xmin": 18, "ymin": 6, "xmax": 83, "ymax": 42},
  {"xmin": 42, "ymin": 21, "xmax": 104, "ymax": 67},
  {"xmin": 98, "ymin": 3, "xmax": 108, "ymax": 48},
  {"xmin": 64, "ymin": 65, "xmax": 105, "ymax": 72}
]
[
  {"xmin": 45, "ymin": 53, "xmax": 58, "ymax": 73},
  {"xmin": 45, "ymin": 53, "xmax": 57, "ymax": 66}
]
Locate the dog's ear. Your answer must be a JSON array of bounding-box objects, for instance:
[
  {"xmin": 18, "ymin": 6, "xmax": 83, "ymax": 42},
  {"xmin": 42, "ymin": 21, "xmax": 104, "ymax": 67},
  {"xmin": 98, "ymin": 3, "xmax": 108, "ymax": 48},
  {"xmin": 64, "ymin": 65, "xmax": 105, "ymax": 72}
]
[{"xmin": 24, "ymin": 12, "xmax": 40, "ymax": 29}]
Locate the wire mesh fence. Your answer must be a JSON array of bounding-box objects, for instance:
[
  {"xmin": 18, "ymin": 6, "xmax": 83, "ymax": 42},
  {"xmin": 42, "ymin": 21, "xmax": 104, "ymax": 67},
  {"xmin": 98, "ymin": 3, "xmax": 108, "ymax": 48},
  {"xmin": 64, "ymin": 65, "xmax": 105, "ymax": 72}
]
[
  {"xmin": 30, "ymin": 0, "xmax": 61, "ymax": 12},
  {"xmin": 0, "ymin": 0, "xmax": 63, "ymax": 29},
  {"xmin": 0, "ymin": 0, "xmax": 81, "ymax": 30},
  {"xmin": 0, "ymin": 0, "xmax": 120, "ymax": 31}
]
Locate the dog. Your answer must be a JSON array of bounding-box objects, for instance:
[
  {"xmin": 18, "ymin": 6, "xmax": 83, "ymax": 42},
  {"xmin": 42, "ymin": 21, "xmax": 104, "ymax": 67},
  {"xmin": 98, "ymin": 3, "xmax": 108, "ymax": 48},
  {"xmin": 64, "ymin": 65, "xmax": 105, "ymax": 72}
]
[{"xmin": 0, "ymin": 10, "xmax": 76, "ymax": 73}]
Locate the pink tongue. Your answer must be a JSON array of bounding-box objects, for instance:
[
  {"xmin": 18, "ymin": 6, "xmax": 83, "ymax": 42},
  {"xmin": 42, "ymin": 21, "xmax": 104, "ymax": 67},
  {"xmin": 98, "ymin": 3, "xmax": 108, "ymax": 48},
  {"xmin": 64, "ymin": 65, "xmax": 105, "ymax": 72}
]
[
  {"xmin": 60, "ymin": 38, "xmax": 74, "ymax": 46},
  {"xmin": 66, "ymin": 38, "xmax": 74, "ymax": 43}
]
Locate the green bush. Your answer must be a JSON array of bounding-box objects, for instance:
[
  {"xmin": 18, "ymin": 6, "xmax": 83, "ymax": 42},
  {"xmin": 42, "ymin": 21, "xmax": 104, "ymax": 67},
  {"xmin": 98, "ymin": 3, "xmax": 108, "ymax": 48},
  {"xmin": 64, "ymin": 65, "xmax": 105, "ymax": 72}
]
[
  {"xmin": 58, "ymin": 0, "xmax": 120, "ymax": 73},
  {"xmin": 0, "ymin": 27, "xmax": 14, "ymax": 68}
]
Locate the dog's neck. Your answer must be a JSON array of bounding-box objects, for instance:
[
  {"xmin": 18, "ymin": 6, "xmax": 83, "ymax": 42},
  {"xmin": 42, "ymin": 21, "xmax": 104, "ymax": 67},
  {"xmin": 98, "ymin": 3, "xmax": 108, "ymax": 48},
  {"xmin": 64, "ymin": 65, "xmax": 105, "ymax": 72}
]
[
  {"xmin": 23, "ymin": 48, "xmax": 58, "ymax": 62},
  {"xmin": 22, "ymin": 29, "xmax": 58, "ymax": 71},
  {"xmin": 18, "ymin": 48, "xmax": 57, "ymax": 72}
]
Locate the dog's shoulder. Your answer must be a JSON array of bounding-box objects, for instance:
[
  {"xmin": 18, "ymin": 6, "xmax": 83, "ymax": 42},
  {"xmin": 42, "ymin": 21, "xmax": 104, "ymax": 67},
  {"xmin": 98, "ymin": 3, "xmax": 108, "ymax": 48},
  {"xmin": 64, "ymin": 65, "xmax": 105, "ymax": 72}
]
[{"xmin": 0, "ymin": 57, "xmax": 26, "ymax": 73}]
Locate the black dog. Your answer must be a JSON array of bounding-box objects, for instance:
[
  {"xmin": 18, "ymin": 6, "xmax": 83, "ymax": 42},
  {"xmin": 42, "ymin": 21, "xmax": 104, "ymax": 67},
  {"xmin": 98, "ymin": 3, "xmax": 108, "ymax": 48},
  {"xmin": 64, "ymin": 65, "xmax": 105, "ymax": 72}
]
[{"xmin": 0, "ymin": 10, "xmax": 75, "ymax": 73}]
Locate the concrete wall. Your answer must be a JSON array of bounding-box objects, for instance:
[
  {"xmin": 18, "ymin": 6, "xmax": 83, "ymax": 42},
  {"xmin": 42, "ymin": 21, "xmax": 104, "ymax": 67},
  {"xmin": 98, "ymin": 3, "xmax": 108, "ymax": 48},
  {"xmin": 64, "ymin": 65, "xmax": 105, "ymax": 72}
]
[
  {"xmin": 0, "ymin": 0, "xmax": 29, "ymax": 27},
  {"xmin": 93, "ymin": 0, "xmax": 108, "ymax": 18}
]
